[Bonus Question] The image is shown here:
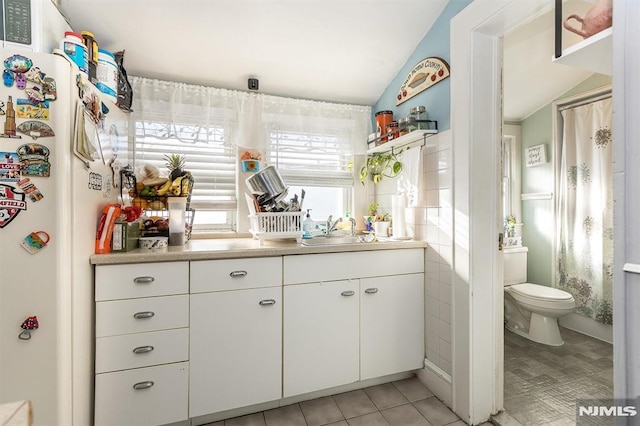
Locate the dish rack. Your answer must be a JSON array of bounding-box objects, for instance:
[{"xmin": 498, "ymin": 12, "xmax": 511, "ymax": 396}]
[{"xmin": 248, "ymin": 211, "xmax": 305, "ymax": 242}]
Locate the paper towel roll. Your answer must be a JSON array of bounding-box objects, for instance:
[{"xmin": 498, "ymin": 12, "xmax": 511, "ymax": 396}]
[{"xmin": 392, "ymin": 193, "xmax": 407, "ymax": 239}]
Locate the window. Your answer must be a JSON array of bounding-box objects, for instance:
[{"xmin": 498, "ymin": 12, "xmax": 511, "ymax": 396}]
[{"xmin": 133, "ymin": 121, "xmax": 237, "ymax": 231}]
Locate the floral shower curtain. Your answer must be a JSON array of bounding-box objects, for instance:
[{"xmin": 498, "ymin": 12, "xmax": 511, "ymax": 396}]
[{"xmin": 557, "ymin": 97, "xmax": 613, "ymax": 325}]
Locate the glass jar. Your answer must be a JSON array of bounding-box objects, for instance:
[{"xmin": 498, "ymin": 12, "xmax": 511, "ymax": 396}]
[
  {"xmin": 386, "ymin": 121, "xmax": 399, "ymax": 140},
  {"xmin": 410, "ymin": 106, "xmax": 428, "ymax": 129},
  {"xmin": 398, "ymin": 116, "xmax": 415, "ymax": 135}
]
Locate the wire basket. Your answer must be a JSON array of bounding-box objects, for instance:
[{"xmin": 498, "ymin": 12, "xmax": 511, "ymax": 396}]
[{"xmin": 249, "ymin": 212, "xmax": 305, "ymax": 242}]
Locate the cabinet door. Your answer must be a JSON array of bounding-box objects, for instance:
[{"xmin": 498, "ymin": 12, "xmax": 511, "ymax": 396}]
[
  {"xmin": 283, "ymin": 280, "xmax": 359, "ymax": 397},
  {"xmin": 360, "ymin": 273, "xmax": 425, "ymax": 380},
  {"xmin": 189, "ymin": 287, "xmax": 282, "ymax": 417}
]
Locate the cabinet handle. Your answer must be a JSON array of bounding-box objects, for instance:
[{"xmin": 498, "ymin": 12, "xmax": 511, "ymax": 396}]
[
  {"xmin": 133, "ymin": 311, "xmax": 155, "ymax": 319},
  {"xmin": 132, "ymin": 381, "xmax": 154, "ymax": 390},
  {"xmin": 229, "ymin": 270, "xmax": 248, "ymax": 277},
  {"xmin": 259, "ymin": 299, "xmax": 276, "ymax": 306},
  {"xmin": 365, "ymin": 288, "xmax": 379, "ymax": 294},
  {"xmin": 132, "ymin": 345, "xmax": 155, "ymax": 354},
  {"xmin": 133, "ymin": 276, "xmax": 154, "ymax": 284},
  {"xmin": 341, "ymin": 290, "xmax": 355, "ymax": 297}
]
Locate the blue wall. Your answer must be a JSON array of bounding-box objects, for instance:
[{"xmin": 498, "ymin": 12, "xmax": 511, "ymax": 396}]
[{"xmin": 372, "ymin": 0, "xmax": 473, "ymax": 131}]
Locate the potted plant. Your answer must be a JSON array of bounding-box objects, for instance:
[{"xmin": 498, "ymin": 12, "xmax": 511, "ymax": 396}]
[
  {"xmin": 359, "ymin": 150, "xmax": 403, "ymax": 185},
  {"xmin": 240, "ymin": 150, "xmax": 262, "ymax": 172}
]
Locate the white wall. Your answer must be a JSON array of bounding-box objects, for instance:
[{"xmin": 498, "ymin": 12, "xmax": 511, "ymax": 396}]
[{"xmin": 374, "ymin": 131, "xmax": 454, "ymax": 404}]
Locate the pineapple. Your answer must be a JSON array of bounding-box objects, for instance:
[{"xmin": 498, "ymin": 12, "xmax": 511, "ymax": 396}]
[{"xmin": 164, "ymin": 154, "xmax": 186, "ymax": 181}]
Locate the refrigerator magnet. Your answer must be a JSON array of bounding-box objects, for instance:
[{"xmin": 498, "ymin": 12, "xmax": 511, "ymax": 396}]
[
  {"xmin": 18, "ymin": 316, "xmax": 39, "ymax": 340},
  {"xmin": 0, "ymin": 152, "xmax": 20, "ymax": 181},
  {"xmin": 16, "ymin": 121, "xmax": 54, "ymax": 140},
  {"xmin": 17, "ymin": 178, "xmax": 43, "ymax": 202},
  {"xmin": 17, "ymin": 99, "xmax": 50, "ymax": 120},
  {"xmin": 0, "ymin": 184, "xmax": 27, "ymax": 228},
  {"xmin": 17, "ymin": 143, "xmax": 51, "ymax": 177},
  {"xmin": 21, "ymin": 231, "xmax": 50, "ymax": 254}
]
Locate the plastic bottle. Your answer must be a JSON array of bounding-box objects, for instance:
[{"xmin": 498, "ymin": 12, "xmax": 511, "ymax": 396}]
[
  {"xmin": 302, "ymin": 209, "xmax": 314, "ymax": 238},
  {"xmin": 60, "ymin": 31, "xmax": 88, "ymax": 77}
]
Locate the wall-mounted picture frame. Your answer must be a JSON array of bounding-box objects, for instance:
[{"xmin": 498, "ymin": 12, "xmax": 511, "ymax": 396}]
[{"xmin": 526, "ymin": 144, "xmax": 547, "ymax": 167}]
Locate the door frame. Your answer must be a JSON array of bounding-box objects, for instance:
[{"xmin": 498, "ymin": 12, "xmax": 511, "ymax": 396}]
[{"xmin": 450, "ymin": 0, "xmax": 555, "ymax": 423}]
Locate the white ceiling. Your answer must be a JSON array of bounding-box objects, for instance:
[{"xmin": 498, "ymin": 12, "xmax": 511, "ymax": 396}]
[
  {"xmin": 59, "ymin": 0, "xmax": 604, "ymax": 120},
  {"xmin": 59, "ymin": 0, "xmax": 449, "ymax": 106},
  {"xmin": 503, "ymin": 0, "xmax": 600, "ymax": 122}
]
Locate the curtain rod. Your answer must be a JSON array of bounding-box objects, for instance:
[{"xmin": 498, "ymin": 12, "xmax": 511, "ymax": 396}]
[{"xmin": 558, "ymin": 92, "xmax": 612, "ymax": 112}]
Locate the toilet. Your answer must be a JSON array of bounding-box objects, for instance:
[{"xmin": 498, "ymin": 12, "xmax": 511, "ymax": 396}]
[{"xmin": 503, "ymin": 247, "xmax": 575, "ymax": 346}]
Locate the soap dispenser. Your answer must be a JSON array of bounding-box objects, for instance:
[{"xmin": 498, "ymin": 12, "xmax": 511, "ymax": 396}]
[{"xmin": 302, "ymin": 209, "xmax": 314, "ymax": 238}]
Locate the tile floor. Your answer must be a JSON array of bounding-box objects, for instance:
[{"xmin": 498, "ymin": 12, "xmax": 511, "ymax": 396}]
[
  {"xmin": 503, "ymin": 326, "xmax": 614, "ymax": 426},
  {"xmin": 206, "ymin": 376, "xmax": 486, "ymax": 426}
]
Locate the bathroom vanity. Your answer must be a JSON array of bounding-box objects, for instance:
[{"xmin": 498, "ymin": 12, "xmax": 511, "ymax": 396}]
[{"xmin": 90, "ymin": 239, "xmax": 426, "ymax": 426}]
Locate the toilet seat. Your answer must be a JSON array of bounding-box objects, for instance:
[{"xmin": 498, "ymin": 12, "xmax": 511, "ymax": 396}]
[{"xmin": 506, "ymin": 283, "xmax": 575, "ymax": 310}]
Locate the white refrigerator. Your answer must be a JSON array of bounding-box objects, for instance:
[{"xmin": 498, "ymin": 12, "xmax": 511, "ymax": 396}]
[{"xmin": 0, "ymin": 48, "xmax": 128, "ymax": 425}]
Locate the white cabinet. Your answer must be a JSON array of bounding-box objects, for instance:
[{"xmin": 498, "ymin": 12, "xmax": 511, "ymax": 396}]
[
  {"xmin": 360, "ymin": 274, "xmax": 425, "ymax": 380},
  {"xmin": 189, "ymin": 258, "xmax": 282, "ymax": 418},
  {"xmin": 283, "ymin": 280, "xmax": 359, "ymax": 397},
  {"xmin": 94, "ymin": 262, "xmax": 189, "ymax": 426},
  {"xmin": 283, "ymin": 248, "xmax": 425, "ymax": 396}
]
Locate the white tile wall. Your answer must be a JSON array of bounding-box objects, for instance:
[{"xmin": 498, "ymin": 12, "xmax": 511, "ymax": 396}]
[{"xmin": 375, "ymin": 131, "xmax": 453, "ymax": 375}]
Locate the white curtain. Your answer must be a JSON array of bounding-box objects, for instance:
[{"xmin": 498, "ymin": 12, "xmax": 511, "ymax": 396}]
[{"xmin": 557, "ymin": 97, "xmax": 613, "ymax": 325}]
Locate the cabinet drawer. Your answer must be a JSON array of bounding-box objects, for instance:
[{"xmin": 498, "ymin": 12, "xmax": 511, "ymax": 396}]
[
  {"xmin": 96, "ymin": 328, "xmax": 189, "ymax": 374},
  {"xmin": 191, "ymin": 257, "xmax": 282, "ymax": 293},
  {"xmin": 95, "ymin": 362, "xmax": 188, "ymax": 426},
  {"xmin": 95, "ymin": 262, "xmax": 189, "ymax": 301},
  {"xmin": 284, "ymin": 249, "xmax": 424, "ymax": 284},
  {"xmin": 96, "ymin": 295, "xmax": 189, "ymax": 337}
]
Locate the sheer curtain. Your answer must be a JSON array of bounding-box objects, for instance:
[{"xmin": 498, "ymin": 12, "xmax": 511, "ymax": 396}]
[
  {"xmin": 129, "ymin": 76, "xmax": 371, "ymax": 230},
  {"xmin": 557, "ymin": 96, "xmax": 613, "ymax": 325}
]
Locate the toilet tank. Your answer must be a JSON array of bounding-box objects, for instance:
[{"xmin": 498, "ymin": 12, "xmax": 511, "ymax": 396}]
[{"xmin": 503, "ymin": 247, "xmax": 528, "ymax": 286}]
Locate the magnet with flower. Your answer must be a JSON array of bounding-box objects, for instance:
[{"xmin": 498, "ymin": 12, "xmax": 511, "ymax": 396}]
[{"xmin": 240, "ymin": 149, "xmax": 263, "ymax": 172}]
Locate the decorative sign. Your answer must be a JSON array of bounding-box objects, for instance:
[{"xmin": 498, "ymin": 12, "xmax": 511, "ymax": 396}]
[
  {"xmin": 526, "ymin": 144, "xmax": 547, "ymax": 167},
  {"xmin": 396, "ymin": 57, "xmax": 450, "ymax": 106}
]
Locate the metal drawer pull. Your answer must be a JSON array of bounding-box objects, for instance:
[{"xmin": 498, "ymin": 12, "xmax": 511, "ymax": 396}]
[
  {"xmin": 133, "ymin": 276, "xmax": 154, "ymax": 284},
  {"xmin": 229, "ymin": 270, "xmax": 248, "ymax": 277},
  {"xmin": 132, "ymin": 381, "xmax": 154, "ymax": 390},
  {"xmin": 133, "ymin": 345, "xmax": 155, "ymax": 354},
  {"xmin": 259, "ymin": 299, "xmax": 276, "ymax": 306},
  {"xmin": 133, "ymin": 311, "xmax": 155, "ymax": 319},
  {"xmin": 341, "ymin": 290, "xmax": 355, "ymax": 297},
  {"xmin": 365, "ymin": 288, "xmax": 379, "ymax": 294}
]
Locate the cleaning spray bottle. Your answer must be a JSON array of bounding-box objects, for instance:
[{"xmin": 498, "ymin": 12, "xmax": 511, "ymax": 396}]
[{"xmin": 302, "ymin": 209, "xmax": 314, "ymax": 239}]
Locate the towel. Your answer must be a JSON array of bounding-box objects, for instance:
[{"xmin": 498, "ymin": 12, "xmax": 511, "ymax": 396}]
[
  {"xmin": 398, "ymin": 146, "xmax": 423, "ymax": 207},
  {"xmin": 392, "ymin": 193, "xmax": 407, "ymax": 238}
]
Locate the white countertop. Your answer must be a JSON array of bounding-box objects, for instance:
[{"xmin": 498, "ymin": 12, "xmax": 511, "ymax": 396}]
[{"xmin": 90, "ymin": 237, "xmax": 426, "ymax": 265}]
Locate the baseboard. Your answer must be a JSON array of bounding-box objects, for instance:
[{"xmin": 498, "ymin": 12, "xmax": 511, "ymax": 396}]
[
  {"xmin": 417, "ymin": 358, "xmax": 453, "ymax": 408},
  {"xmin": 559, "ymin": 313, "xmax": 613, "ymax": 344}
]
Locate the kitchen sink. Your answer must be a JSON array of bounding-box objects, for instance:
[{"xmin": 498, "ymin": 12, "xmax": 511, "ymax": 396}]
[{"xmin": 300, "ymin": 235, "xmax": 363, "ymax": 246}]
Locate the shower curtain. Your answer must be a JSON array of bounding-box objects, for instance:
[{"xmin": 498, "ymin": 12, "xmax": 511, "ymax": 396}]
[{"xmin": 557, "ymin": 97, "xmax": 613, "ymax": 325}]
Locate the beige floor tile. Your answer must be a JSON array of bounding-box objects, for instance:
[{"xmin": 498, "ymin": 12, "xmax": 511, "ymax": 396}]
[
  {"xmin": 224, "ymin": 412, "xmax": 266, "ymax": 426},
  {"xmin": 299, "ymin": 396, "xmax": 345, "ymax": 426},
  {"xmin": 347, "ymin": 411, "xmax": 391, "ymax": 426},
  {"xmin": 332, "ymin": 389, "xmax": 378, "ymax": 419},
  {"xmin": 380, "ymin": 404, "xmax": 431, "ymax": 426},
  {"xmin": 364, "ymin": 383, "xmax": 410, "ymax": 410},
  {"xmin": 392, "ymin": 377, "xmax": 434, "ymax": 402},
  {"xmin": 413, "ymin": 397, "xmax": 459, "ymax": 426},
  {"xmin": 264, "ymin": 403, "xmax": 306, "ymax": 426}
]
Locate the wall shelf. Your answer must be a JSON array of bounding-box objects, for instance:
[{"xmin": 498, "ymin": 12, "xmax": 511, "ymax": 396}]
[
  {"xmin": 367, "ymin": 129, "xmax": 438, "ymax": 155},
  {"xmin": 552, "ymin": 27, "xmax": 612, "ymax": 75}
]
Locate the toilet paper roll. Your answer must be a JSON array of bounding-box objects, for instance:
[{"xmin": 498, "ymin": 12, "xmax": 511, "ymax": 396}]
[{"xmin": 392, "ymin": 193, "xmax": 407, "ymax": 239}]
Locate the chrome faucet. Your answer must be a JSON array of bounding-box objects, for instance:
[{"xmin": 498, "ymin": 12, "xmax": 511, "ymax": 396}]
[
  {"xmin": 348, "ymin": 217, "xmax": 356, "ymax": 236},
  {"xmin": 325, "ymin": 215, "xmax": 342, "ymax": 236}
]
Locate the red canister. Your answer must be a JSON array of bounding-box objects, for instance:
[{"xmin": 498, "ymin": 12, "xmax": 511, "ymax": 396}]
[{"xmin": 375, "ymin": 110, "xmax": 393, "ymax": 143}]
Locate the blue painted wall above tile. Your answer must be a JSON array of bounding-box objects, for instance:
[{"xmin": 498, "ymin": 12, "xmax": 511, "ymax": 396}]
[{"xmin": 372, "ymin": 0, "xmax": 473, "ymax": 132}]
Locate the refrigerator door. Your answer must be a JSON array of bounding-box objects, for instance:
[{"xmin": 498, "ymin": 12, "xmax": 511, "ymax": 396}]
[{"xmin": 0, "ymin": 48, "xmax": 125, "ymax": 426}]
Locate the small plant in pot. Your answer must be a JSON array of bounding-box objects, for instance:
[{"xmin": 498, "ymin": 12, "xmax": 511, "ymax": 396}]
[{"xmin": 359, "ymin": 151, "xmax": 403, "ymax": 185}]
